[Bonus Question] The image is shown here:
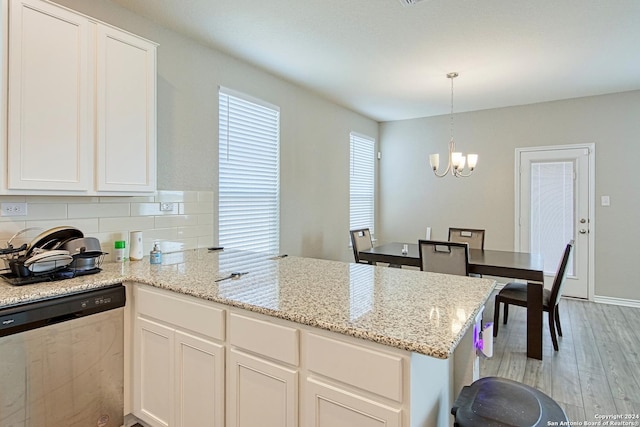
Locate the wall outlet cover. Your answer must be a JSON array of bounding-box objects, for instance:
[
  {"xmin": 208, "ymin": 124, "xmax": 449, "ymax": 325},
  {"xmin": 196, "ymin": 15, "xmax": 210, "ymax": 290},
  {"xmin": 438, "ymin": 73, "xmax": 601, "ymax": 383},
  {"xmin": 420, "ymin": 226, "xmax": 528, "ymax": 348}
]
[{"xmin": 1, "ymin": 202, "xmax": 28, "ymax": 216}]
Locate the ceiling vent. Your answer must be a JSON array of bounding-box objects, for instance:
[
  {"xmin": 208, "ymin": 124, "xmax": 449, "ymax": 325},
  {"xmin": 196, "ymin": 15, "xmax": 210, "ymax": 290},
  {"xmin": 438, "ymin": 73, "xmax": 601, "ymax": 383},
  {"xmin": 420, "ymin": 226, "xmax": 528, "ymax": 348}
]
[{"xmin": 398, "ymin": 0, "xmax": 426, "ymax": 6}]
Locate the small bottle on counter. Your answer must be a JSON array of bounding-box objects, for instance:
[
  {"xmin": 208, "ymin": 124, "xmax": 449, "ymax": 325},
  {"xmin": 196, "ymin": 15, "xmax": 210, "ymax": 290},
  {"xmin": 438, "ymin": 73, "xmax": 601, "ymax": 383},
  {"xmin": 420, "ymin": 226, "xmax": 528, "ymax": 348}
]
[
  {"xmin": 150, "ymin": 242, "xmax": 162, "ymax": 265},
  {"xmin": 114, "ymin": 240, "xmax": 126, "ymax": 262}
]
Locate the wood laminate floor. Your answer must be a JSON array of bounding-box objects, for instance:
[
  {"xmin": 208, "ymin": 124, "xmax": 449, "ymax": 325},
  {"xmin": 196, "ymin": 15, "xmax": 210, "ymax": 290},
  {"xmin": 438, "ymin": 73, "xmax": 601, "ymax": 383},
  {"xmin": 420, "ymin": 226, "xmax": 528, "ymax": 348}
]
[{"xmin": 481, "ymin": 291, "xmax": 640, "ymax": 423}]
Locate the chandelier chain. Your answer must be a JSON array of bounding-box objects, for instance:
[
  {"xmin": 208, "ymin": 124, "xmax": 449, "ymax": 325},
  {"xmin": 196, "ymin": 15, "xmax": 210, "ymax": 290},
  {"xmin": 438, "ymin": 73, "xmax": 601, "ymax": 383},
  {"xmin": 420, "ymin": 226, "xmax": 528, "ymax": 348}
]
[{"xmin": 450, "ymin": 73, "xmax": 454, "ymax": 141}]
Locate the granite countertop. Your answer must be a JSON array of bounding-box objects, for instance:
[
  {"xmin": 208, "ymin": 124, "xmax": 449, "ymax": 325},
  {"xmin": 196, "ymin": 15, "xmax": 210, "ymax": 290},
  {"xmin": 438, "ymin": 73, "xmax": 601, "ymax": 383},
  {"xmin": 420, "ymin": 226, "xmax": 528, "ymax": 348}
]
[{"xmin": 0, "ymin": 249, "xmax": 495, "ymax": 359}]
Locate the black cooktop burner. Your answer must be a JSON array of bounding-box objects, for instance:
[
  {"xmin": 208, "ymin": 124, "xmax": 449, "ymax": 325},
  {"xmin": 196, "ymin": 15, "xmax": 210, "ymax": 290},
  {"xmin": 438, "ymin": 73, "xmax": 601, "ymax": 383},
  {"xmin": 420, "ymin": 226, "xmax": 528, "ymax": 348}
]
[{"xmin": 0, "ymin": 268, "xmax": 102, "ymax": 286}]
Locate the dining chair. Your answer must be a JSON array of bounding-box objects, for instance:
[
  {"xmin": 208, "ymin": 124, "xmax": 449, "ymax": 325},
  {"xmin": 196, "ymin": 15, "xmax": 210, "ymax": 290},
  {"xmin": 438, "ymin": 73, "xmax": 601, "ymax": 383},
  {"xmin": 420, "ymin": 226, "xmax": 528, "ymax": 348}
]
[
  {"xmin": 448, "ymin": 227, "xmax": 485, "ymax": 250},
  {"xmin": 493, "ymin": 241, "xmax": 573, "ymax": 351},
  {"xmin": 350, "ymin": 228, "xmax": 373, "ymax": 264},
  {"xmin": 418, "ymin": 240, "xmax": 469, "ymax": 276}
]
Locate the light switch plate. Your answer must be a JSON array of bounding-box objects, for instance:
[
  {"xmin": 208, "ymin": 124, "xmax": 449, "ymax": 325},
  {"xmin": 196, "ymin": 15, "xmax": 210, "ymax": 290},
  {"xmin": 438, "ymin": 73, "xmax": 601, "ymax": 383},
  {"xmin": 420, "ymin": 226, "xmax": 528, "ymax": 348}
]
[{"xmin": 601, "ymin": 195, "xmax": 610, "ymax": 207}]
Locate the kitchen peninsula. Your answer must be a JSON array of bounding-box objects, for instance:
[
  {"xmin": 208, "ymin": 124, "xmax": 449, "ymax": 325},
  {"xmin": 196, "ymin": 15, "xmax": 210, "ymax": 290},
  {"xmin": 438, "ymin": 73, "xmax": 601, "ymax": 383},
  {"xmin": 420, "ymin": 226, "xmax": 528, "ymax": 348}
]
[{"xmin": 0, "ymin": 249, "xmax": 495, "ymax": 427}]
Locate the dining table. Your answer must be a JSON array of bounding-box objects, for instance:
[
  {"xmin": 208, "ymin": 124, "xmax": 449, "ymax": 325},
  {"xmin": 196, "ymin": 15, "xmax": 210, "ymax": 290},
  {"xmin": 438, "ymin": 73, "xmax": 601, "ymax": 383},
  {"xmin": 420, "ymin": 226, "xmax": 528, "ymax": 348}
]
[{"xmin": 359, "ymin": 242, "xmax": 545, "ymax": 360}]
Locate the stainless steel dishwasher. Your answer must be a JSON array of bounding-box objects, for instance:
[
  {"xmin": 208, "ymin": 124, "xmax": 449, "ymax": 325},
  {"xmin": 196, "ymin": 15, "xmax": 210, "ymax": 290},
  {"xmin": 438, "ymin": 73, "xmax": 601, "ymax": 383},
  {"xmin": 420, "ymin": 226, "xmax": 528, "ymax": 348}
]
[{"xmin": 0, "ymin": 284, "xmax": 125, "ymax": 427}]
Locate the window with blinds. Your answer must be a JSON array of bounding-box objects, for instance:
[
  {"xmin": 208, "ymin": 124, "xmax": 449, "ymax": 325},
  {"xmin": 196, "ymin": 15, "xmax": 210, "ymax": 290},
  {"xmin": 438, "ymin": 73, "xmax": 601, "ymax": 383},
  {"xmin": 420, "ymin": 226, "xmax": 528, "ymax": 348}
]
[
  {"xmin": 350, "ymin": 132, "xmax": 375, "ymax": 236},
  {"xmin": 219, "ymin": 87, "xmax": 280, "ymax": 254},
  {"xmin": 530, "ymin": 161, "xmax": 575, "ymax": 275}
]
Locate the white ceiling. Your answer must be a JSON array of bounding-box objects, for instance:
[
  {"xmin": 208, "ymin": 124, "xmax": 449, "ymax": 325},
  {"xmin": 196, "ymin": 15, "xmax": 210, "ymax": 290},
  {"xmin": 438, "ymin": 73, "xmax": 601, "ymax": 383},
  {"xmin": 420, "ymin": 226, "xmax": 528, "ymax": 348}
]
[{"xmin": 110, "ymin": 0, "xmax": 640, "ymax": 122}]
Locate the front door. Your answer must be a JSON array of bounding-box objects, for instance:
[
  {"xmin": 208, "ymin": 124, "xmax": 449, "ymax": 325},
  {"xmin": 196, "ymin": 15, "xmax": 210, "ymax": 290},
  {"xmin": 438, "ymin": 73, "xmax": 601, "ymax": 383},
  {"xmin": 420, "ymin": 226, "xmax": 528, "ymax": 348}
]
[{"xmin": 516, "ymin": 145, "xmax": 594, "ymax": 299}]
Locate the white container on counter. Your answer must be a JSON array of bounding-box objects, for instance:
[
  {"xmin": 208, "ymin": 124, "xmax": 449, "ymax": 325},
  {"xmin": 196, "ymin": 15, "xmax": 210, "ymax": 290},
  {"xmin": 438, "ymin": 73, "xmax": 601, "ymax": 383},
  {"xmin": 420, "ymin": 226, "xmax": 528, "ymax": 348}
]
[{"xmin": 129, "ymin": 231, "xmax": 143, "ymax": 261}]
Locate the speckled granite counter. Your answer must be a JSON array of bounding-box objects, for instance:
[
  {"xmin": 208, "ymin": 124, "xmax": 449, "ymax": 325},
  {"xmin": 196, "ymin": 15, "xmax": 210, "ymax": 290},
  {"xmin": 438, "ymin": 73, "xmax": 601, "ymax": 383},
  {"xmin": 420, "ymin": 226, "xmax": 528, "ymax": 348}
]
[{"xmin": 0, "ymin": 249, "xmax": 495, "ymax": 359}]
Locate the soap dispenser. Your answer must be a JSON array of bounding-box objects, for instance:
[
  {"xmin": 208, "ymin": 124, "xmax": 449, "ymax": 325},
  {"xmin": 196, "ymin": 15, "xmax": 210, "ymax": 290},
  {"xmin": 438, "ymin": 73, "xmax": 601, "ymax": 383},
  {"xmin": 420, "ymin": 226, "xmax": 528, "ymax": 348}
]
[{"xmin": 150, "ymin": 242, "xmax": 162, "ymax": 264}]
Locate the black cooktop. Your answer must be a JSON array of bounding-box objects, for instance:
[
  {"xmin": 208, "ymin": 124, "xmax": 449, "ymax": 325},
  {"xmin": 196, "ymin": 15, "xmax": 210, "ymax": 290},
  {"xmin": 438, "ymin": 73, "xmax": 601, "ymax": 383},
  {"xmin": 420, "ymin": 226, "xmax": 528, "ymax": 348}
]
[{"xmin": 0, "ymin": 268, "xmax": 102, "ymax": 286}]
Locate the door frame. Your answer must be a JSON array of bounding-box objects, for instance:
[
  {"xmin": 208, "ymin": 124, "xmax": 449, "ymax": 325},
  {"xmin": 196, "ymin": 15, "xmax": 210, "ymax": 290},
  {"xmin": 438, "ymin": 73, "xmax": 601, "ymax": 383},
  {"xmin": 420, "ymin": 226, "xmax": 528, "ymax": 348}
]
[{"xmin": 514, "ymin": 143, "xmax": 595, "ymax": 301}]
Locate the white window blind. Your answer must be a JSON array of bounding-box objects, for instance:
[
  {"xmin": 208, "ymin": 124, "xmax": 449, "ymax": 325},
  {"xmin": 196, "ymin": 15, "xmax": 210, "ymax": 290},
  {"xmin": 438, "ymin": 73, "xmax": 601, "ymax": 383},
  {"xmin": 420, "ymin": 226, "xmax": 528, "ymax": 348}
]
[
  {"xmin": 530, "ymin": 161, "xmax": 575, "ymax": 275},
  {"xmin": 350, "ymin": 132, "xmax": 375, "ymax": 235},
  {"xmin": 219, "ymin": 87, "xmax": 280, "ymax": 254}
]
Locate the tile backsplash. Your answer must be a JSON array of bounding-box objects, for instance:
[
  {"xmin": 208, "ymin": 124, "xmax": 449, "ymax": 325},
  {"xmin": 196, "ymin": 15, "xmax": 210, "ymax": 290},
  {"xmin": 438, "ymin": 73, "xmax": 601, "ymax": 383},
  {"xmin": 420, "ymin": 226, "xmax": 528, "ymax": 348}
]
[{"xmin": 0, "ymin": 190, "xmax": 214, "ymax": 261}]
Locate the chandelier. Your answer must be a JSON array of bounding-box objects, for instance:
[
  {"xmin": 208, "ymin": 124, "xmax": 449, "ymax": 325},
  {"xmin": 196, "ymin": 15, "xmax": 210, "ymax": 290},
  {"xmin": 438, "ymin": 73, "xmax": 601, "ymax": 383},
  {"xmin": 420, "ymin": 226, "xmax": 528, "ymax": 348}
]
[{"xmin": 429, "ymin": 72, "xmax": 478, "ymax": 177}]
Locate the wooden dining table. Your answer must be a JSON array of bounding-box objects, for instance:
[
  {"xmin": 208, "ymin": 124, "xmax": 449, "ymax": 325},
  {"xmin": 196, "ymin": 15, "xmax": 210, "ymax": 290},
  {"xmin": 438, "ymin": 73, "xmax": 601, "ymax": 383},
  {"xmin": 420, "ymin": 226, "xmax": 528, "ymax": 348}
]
[{"xmin": 359, "ymin": 242, "xmax": 545, "ymax": 360}]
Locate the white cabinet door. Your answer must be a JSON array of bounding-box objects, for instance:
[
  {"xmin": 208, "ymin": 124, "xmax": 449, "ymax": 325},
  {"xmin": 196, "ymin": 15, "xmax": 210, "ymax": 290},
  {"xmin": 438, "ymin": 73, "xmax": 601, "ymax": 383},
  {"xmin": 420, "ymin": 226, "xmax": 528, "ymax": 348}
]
[
  {"xmin": 227, "ymin": 349, "xmax": 298, "ymax": 427},
  {"xmin": 96, "ymin": 24, "xmax": 156, "ymax": 192},
  {"xmin": 135, "ymin": 317, "xmax": 173, "ymax": 427},
  {"xmin": 7, "ymin": 0, "xmax": 92, "ymax": 191},
  {"xmin": 175, "ymin": 330, "xmax": 224, "ymax": 427},
  {"xmin": 305, "ymin": 378, "xmax": 402, "ymax": 427}
]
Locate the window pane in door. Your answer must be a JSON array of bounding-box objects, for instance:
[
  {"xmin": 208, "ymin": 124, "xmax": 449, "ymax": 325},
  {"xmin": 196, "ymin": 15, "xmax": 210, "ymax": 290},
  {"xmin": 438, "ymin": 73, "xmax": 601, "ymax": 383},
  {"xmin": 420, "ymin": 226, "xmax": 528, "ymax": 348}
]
[{"xmin": 530, "ymin": 161, "xmax": 575, "ymax": 275}]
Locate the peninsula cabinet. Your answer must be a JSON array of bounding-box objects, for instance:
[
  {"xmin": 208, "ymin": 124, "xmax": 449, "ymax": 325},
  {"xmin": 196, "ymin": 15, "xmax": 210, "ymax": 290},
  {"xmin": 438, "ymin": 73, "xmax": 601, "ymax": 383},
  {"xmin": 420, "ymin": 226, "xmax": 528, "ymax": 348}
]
[
  {"xmin": 2, "ymin": 0, "xmax": 156, "ymax": 195},
  {"xmin": 227, "ymin": 313, "xmax": 299, "ymax": 427},
  {"xmin": 132, "ymin": 286, "xmax": 225, "ymax": 427},
  {"xmin": 128, "ymin": 284, "xmax": 478, "ymax": 427}
]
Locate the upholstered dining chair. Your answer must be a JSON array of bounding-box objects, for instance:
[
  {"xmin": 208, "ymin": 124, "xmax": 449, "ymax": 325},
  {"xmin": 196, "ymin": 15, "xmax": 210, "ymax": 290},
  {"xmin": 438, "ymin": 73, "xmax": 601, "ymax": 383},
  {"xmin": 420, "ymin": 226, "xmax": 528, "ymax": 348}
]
[
  {"xmin": 418, "ymin": 240, "xmax": 469, "ymax": 276},
  {"xmin": 448, "ymin": 227, "xmax": 485, "ymax": 250},
  {"xmin": 350, "ymin": 228, "xmax": 373, "ymax": 264},
  {"xmin": 493, "ymin": 241, "xmax": 573, "ymax": 351}
]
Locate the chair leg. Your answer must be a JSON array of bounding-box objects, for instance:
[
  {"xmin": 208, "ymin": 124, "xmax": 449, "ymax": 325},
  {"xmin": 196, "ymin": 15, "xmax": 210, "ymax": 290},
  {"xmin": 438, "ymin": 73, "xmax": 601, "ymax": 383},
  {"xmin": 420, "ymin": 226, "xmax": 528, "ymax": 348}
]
[
  {"xmin": 493, "ymin": 298, "xmax": 500, "ymax": 337},
  {"xmin": 503, "ymin": 303, "xmax": 509, "ymax": 325},
  {"xmin": 554, "ymin": 305, "xmax": 563, "ymax": 337},
  {"xmin": 548, "ymin": 309, "xmax": 559, "ymax": 351}
]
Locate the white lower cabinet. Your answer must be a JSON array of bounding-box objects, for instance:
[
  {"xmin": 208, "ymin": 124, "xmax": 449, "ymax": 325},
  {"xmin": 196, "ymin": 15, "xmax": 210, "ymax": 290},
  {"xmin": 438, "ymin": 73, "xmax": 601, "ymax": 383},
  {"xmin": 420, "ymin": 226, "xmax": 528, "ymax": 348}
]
[
  {"xmin": 136, "ymin": 317, "xmax": 172, "ymax": 427},
  {"xmin": 305, "ymin": 378, "xmax": 402, "ymax": 427},
  {"xmin": 175, "ymin": 330, "xmax": 224, "ymax": 427},
  {"xmin": 129, "ymin": 284, "xmax": 476, "ymax": 427},
  {"xmin": 133, "ymin": 286, "xmax": 225, "ymax": 427},
  {"xmin": 227, "ymin": 349, "xmax": 298, "ymax": 427}
]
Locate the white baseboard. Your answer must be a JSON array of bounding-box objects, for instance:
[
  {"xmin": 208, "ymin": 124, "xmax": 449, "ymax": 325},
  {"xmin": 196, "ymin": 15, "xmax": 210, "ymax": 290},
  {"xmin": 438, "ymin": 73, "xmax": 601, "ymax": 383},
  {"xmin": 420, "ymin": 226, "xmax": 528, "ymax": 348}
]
[{"xmin": 593, "ymin": 295, "xmax": 640, "ymax": 308}]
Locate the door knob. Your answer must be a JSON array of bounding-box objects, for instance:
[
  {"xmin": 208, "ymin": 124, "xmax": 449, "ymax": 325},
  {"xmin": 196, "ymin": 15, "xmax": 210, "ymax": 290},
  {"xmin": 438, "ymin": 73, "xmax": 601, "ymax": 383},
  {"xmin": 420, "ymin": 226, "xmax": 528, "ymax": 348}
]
[
  {"xmin": 580, "ymin": 218, "xmax": 587, "ymax": 224},
  {"xmin": 579, "ymin": 229, "xmax": 588, "ymax": 234}
]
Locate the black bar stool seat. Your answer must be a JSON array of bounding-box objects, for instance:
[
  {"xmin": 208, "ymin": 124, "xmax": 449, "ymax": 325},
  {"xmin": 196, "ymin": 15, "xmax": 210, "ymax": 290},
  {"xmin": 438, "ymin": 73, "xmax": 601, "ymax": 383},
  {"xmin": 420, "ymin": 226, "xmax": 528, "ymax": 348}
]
[{"xmin": 451, "ymin": 377, "xmax": 568, "ymax": 426}]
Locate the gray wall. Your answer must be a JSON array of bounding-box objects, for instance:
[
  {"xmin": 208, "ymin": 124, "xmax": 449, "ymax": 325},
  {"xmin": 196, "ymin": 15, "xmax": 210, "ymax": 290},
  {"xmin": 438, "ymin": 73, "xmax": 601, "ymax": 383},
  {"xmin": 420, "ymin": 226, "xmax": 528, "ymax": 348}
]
[
  {"xmin": 52, "ymin": 0, "xmax": 378, "ymax": 262},
  {"xmin": 379, "ymin": 91, "xmax": 640, "ymax": 301}
]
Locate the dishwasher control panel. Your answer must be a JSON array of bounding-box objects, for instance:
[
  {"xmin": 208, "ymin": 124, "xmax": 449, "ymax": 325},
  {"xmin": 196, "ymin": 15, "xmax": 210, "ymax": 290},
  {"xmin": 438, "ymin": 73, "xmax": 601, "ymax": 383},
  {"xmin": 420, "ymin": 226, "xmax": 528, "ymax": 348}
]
[{"xmin": 0, "ymin": 284, "xmax": 125, "ymax": 337}]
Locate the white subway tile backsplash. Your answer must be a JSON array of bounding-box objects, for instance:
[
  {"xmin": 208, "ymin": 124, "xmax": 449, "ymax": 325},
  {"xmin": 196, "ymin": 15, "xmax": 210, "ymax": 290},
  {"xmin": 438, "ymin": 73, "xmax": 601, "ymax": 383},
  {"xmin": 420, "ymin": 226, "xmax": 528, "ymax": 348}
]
[
  {"xmin": 26, "ymin": 219, "xmax": 100, "ymax": 235},
  {"xmin": 131, "ymin": 203, "xmax": 163, "ymax": 216},
  {"xmin": 179, "ymin": 202, "xmax": 214, "ymax": 215},
  {"xmin": 177, "ymin": 225, "xmax": 212, "ymax": 239},
  {"xmin": 26, "ymin": 196, "xmax": 99, "ymax": 203},
  {"xmin": 99, "ymin": 216, "xmax": 155, "ymax": 233},
  {"xmin": 143, "ymin": 228, "xmax": 179, "ymax": 242},
  {"xmin": 156, "ymin": 190, "xmax": 199, "ymax": 203},
  {"xmin": 198, "ymin": 191, "xmax": 214, "ymax": 203},
  {"xmin": 98, "ymin": 196, "xmax": 155, "ymax": 203},
  {"xmin": 24, "ymin": 203, "xmax": 67, "ymax": 220},
  {"xmin": 197, "ymin": 234, "xmax": 214, "ymax": 247},
  {"xmin": 0, "ymin": 221, "xmax": 27, "ymax": 239},
  {"xmin": 69, "ymin": 203, "xmax": 130, "ymax": 219},
  {"xmin": 154, "ymin": 215, "xmax": 199, "ymax": 228},
  {"xmin": 0, "ymin": 191, "xmax": 215, "ymax": 254},
  {"xmin": 196, "ymin": 214, "xmax": 214, "ymax": 225}
]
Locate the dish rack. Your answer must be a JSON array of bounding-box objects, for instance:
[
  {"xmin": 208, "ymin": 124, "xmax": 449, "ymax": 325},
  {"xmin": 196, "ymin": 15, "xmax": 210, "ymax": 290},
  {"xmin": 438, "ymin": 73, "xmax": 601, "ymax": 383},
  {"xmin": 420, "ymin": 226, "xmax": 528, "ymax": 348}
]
[{"xmin": 0, "ymin": 253, "xmax": 106, "ymax": 286}]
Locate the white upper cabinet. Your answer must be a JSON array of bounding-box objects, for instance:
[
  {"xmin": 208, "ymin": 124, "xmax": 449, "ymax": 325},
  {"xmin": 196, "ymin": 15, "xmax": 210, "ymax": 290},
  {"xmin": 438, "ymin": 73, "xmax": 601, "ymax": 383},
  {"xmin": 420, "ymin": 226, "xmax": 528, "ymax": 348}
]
[
  {"xmin": 96, "ymin": 25, "xmax": 156, "ymax": 192},
  {"xmin": 3, "ymin": 0, "xmax": 157, "ymax": 194},
  {"xmin": 7, "ymin": 0, "xmax": 92, "ymax": 191}
]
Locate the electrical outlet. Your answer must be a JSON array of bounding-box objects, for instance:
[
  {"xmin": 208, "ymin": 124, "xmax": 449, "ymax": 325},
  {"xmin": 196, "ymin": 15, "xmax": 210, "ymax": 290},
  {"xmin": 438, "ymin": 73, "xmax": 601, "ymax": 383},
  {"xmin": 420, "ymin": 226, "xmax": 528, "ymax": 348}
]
[
  {"xmin": 1, "ymin": 202, "xmax": 28, "ymax": 216},
  {"xmin": 159, "ymin": 202, "xmax": 174, "ymax": 211}
]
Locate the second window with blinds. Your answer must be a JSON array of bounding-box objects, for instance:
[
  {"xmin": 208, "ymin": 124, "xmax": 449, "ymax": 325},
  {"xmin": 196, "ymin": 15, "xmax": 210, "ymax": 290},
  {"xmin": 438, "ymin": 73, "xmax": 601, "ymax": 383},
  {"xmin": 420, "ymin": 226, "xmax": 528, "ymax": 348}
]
[
  {"xmin": 350, "ymin": 132, "xmax": 376, "ymax": 237},
  {"xmin": 218, "ymin": 87, "xmax": 280, "ymax": 255}
]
